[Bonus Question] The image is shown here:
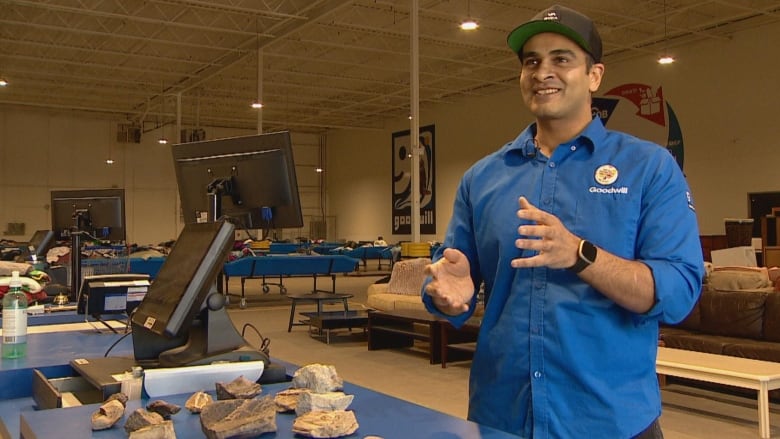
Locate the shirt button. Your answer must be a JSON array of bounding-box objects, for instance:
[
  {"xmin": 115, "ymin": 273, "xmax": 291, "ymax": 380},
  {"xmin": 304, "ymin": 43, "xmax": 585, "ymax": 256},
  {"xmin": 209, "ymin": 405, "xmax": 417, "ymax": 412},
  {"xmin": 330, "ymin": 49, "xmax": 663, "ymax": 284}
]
[
  {"xmin": 534, "ymin": 371, "xmax": 542, "ymax": 379},
  {"xmin": 543, "ymin": 198, "xmax": 551, "ymax": 205},
  {"xmin": 570, "ymin": 145, "xmax": 576, "ymax": 151},
  {"xmin": 531, "ymin": 326, "xmax": 539, "ymax": 334},
  {"xmin": 548, "ymin": 162, "xmax": 556, "ymax": 168}
]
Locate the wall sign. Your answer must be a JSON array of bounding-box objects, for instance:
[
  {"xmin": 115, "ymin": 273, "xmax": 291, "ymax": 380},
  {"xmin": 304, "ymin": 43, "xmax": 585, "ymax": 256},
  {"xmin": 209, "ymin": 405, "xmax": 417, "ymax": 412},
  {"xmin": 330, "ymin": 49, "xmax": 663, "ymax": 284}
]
[
  {"xmin": 593, "ymin": 83, "xmax": 685, "ymax": 170},
  {"xmin": 391, "ymin": 125, "xmax": 436, "ymax": 235}
]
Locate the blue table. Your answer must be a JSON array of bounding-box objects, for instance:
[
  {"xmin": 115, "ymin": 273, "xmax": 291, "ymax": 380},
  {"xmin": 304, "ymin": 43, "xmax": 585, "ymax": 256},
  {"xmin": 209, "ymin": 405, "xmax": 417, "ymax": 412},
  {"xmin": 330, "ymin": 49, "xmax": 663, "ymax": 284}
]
[{"xmin": 0, "ymin": 328, "xmax": 522, "ymax": 439}]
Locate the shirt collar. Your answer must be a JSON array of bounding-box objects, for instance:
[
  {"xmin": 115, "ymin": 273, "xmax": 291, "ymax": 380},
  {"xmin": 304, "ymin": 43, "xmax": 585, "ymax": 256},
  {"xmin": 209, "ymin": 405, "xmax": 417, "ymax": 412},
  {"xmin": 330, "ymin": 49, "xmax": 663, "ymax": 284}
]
[{"xmin": 505, "ymin": 116, "xmax": 607, "ymax": 156}]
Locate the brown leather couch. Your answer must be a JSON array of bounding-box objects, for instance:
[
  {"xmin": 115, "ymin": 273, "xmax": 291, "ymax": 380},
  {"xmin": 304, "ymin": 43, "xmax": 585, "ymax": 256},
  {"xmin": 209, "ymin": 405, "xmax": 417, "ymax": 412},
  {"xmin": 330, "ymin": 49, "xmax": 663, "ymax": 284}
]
[{"xmin": 660, "ymin": 267, "xmax": 780, "ymax": 362}]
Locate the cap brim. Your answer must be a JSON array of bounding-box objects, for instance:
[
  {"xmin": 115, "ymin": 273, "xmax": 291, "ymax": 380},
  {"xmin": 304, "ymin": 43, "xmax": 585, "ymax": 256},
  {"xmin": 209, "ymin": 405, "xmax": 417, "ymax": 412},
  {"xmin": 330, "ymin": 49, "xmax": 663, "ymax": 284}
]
[{"xmin": 507, "ymin": 21, "xmax": 592, "ymax": 57}]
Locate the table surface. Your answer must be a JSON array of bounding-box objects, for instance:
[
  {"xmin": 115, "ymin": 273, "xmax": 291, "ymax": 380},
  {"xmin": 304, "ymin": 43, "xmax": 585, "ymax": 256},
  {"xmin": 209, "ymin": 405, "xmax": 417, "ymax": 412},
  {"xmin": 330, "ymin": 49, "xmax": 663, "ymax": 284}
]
[
  {"xmin": 0, "ymin": 322, "xmax": 523, "ymax": 439},
  {"xmin": 302, "ymin": 310, "xmax": 370, "ymax": 322},
  {"xmin": 369, "ymin": 308, "xmax": 440, "ymax": 323},
  {"xmin": 286, "ymin": 292, "xmax": 353, "ymax": 300},
  {"xmin": 657, "ymin": 347, "xmax": 780, "ymax": 380}
]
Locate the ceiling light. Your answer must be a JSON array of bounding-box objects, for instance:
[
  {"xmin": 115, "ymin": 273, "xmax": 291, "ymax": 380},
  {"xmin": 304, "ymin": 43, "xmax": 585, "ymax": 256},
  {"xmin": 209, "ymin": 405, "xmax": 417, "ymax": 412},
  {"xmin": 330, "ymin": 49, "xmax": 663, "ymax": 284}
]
[
  {"xmin": 460, "ymin": 0, "xmax": 479, "ymax": 31},
  {"xmin": 105, "ymin": 158, "xmax": 115, "ymax": 165},
  {"xmin": 0, "ymin": 78, "xmax": 7, "ymax": 87},
  {"xmin": 658, "ymin": 0, "xmax": 675, "ymax": 65},
  {"xmin": 315, "ymin": 167, "xmax": 323, "ymax": 173},
  {"xmin": 251, "ymin": 101, "xmax": 263, "ymax": 109},
  {"xmin": 460, "ymin": 19, "xmax": 479, "ymax": 31},
  {"xmin": 157, "ymin": 137, "xmax": 168, "ymax": 145}
]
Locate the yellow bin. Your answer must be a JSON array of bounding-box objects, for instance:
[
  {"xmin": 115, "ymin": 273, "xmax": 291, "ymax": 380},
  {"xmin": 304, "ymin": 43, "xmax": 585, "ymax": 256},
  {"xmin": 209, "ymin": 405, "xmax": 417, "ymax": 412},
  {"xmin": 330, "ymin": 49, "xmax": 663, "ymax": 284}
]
[{"xmin": 401, "ymin": 242, "xmax": 430, "ymax": 258}]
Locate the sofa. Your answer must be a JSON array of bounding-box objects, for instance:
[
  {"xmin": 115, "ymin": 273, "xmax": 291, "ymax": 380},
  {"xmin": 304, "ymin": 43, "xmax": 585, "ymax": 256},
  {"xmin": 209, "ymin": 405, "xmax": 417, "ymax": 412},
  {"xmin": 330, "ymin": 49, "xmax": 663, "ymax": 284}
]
[
  {"xmin": 660, "ymin": 265, "xmax": 780, "ymax": 362},
  {"xmin": 366, "ymin": 258, "xmax": 430, "ymax": 312}
]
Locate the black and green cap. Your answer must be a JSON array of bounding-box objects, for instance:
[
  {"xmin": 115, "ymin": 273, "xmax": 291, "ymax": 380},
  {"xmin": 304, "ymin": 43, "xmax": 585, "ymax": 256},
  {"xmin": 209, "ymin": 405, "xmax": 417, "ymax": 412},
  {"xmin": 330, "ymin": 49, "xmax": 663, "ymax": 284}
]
[{"xmin": 507, "ymin": 5, "xmax": 603, "ymax": 62}]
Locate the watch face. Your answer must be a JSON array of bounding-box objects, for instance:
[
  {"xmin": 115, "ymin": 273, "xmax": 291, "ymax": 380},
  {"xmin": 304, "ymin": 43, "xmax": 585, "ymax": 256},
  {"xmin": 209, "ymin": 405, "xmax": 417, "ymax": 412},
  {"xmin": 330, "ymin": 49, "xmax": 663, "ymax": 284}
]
[{"xmin": 581, "ymin": 241, "xmax": 597, "ymax": 264}]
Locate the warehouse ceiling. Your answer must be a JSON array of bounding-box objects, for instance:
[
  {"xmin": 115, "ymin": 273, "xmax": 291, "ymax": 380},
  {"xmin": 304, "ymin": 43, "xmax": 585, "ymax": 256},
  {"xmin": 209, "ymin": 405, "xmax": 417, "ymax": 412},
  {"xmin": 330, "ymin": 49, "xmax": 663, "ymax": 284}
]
[{"xmin": 1, "ymin": 0, "xmax": 778, "ymax": 134}]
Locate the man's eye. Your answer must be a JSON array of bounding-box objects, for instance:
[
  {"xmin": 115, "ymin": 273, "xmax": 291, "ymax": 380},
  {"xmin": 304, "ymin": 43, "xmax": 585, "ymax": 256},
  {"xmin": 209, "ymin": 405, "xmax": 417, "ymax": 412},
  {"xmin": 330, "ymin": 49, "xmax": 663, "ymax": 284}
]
[
  {"xmin": 555, "ymin": 57, "xmax": 569, "ymax": 63},
  {"xmin": 523, "ymin": 59, "xmax": 539, "ymax": 67}
]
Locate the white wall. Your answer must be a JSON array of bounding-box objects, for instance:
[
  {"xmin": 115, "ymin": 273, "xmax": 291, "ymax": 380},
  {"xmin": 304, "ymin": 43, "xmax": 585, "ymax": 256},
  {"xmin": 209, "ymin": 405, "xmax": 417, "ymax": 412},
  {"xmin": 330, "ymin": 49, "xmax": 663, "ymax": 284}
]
[
  {"xmin": 325, "ymin": 21, "xmax": 780, "ymax": 241},
  {"xmin": 0, "ymin": 110, "xmax": 323, "ymax": 244}
]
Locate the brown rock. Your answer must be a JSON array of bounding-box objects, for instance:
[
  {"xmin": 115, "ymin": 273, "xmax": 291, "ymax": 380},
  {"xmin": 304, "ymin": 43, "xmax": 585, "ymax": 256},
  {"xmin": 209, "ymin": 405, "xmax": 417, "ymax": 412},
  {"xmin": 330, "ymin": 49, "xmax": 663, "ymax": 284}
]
[
  {"xmin": 274, "ymin": 387, "xmax": 310, "ymax": 412},
  {"xmin": 128, "ymin": 420, "xmax": 176, "ymax": 439},
  {"xmin": 215, "ymin": 375, "xmax": 262, "ymax": 400},
  {"xmin": 292, "ymin": 410, "xmax": 359, "ymax": 438},
  {"xmin": 91, "ymin": 399, "xmax": 125, "ymax": 431},
  {"xmin": 124, "ymin": 408, "xmax": 164, "ymax": 433},
  {"xmin": 185, "ymin": 391, "xmax": 213, "ymax": 413},
  {"xmin": 200, "ymin": 395, "xmax": 277, "ymax": 439},
  {"xmin": 146, "ymin": 399, "xmax": 182, "ymax": 419}
]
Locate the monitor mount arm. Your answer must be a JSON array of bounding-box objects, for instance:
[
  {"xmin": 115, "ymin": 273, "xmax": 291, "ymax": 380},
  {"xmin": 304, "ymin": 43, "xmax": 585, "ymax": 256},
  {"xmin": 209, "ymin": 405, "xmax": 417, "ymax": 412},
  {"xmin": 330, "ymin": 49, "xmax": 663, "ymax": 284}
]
[{"xmin": 206, "ymin": 176, "xmax": 241, "ymax": 222}]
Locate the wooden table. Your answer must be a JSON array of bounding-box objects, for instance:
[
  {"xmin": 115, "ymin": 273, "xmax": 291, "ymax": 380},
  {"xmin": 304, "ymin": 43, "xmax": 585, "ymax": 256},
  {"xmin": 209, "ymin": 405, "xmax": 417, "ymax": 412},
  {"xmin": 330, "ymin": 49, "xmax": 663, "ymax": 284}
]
[
  {"xmin": 657, "ymin": 347, "xmax": 780, "ymax": 438},
  {"xmin": 368, "ymin": 309, "xmax": 443, "ymax": 364},
  {"xmin": 286, "ymin": 292, "xmax": 352, "ymax": 332},
  {"xmin": 300, "ymin": 310, "xmax": 370, "ymax": 344}
]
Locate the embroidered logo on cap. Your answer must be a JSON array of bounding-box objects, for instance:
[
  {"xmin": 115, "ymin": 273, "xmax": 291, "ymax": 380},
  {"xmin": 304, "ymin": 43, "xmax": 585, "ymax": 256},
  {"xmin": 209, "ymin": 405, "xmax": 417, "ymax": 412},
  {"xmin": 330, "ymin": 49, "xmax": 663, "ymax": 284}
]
[
  {"xmin": 594, "ymin": 164, "xmax": 618, "ymax": 185},
  {"xmin": 543, "ymin": 12, "xmax": 560, "ymax": 22}
]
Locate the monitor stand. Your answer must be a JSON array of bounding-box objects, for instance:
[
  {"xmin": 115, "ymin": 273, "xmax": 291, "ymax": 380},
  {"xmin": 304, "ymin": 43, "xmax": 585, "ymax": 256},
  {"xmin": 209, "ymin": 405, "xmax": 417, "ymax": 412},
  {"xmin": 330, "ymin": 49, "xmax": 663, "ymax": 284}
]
[{"xmin": 131, "ymin": 293, "xmax": 270, "ymax": 369}]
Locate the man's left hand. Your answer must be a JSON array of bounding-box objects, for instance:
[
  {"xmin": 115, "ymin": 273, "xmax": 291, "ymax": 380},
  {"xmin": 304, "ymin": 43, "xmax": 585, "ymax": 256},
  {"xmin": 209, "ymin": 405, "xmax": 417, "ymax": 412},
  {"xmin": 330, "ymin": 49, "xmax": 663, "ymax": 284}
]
[{"xmin": 511, "ymin": 196, "xmax": 581, "ymax": 270}]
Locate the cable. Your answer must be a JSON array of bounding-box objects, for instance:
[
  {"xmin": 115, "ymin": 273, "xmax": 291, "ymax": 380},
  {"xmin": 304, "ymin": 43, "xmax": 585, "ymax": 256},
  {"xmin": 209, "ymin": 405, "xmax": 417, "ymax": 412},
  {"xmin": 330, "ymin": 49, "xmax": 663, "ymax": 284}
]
[
  {"xmin": 103, "ymin": 331, "xmax": 132, "ymax": 357},
  {"xmin": 241, "ymin": 322, "xmax": 271, "ymax": 355}
]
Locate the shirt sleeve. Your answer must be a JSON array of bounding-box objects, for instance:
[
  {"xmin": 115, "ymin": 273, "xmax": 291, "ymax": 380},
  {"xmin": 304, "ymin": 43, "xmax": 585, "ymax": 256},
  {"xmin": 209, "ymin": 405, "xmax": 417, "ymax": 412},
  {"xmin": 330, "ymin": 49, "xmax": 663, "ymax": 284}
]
[{"xmin": 633, "ymin": 150, "xmax": 704, "ymax": 325}]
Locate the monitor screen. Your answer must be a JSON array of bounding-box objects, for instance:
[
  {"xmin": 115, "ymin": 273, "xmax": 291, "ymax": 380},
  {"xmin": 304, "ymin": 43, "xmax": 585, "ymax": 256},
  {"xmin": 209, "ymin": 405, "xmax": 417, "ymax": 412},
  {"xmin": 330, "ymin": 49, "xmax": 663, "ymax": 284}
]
[
  {"xmin": 50, "ymin": 189, "xmax": 127, "ymax": 243},
  {"xmin": 171, "ymin": 132, "xmax": 303, "ymax": 231},
  {"xmin": 130, "ymin": 220, "xmax": 234, "ymax": 338}
]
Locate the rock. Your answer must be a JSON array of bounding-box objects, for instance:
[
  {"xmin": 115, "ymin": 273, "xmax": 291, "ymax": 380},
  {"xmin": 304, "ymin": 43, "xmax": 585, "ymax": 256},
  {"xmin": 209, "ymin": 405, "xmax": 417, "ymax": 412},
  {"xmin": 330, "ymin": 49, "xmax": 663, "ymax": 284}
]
[
  {"xmin": 274, "ymin": 388, "xmax": 310, "ymax": 412},
  {"xmin": 128, "ymin": 420, "xmax": 176, "ymax": 439},
  {"xmin": 91, "ymin": 399, "xmax": 125, "ymax": 431},
  {"xmin": 215, "ymin": 375, "xmax": 262, "ymax": 400},
  {"xmin": 200, "ymin": 396, "xmax": 277, "ymax": 439},
  {"xmin": 292, "ymin": 364, "xmax": 343, "ymax": 393},
  {"xmin": 185, "ymin": 391, "xmax": 213, "ymax": 413},
  {"xmin": 295, "ymin": 392, "xmax": 354, "ymax": 415},
  {"xmin": 146, "ymin": 400, "xmax": 182, "ymax": 419},
  {"xmin": 124, "ymin": 409, "xmax": 164, "ymax": 433},
  {"xmin": 292, "ymin": 410, "xmax": 359, "ymax": 438},
  {"xmin": 106, "ymin": 392, "xmax": 129, "ymax": 407}
]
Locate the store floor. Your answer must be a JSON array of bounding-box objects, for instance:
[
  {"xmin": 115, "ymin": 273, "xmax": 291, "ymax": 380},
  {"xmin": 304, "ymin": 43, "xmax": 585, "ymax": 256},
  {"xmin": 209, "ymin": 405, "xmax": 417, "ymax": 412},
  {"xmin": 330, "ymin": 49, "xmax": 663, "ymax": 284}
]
[{"xmin": 226, "ymin": 274, "xmax": 780, "ymax": 438}]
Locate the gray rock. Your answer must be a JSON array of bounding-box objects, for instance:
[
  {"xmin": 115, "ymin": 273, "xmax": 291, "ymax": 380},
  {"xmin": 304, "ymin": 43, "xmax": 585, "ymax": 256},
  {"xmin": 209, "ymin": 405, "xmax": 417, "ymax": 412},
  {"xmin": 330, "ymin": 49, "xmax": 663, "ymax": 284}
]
[
  {"xmin": 200, "ymin": 395, "xmax": 277, "ymax": 439},
  {"xmin": 295, "ymin": 392, "xmax": 354, "ymax": 416},
  {"xmin": 106, "ymin": 392, "xmax": 129, "ymax": 407},
  {"xmin": 215, "ymin": 375, "xmax": 262, "ymax": 400},
  {"xmin": 128, "ymin": 420, "xmax": 176, "ymax": 439},
  {"xmin": 123, "ymin": 409, "xmax": 164, "ymax": 433},
  {"xmin": 292, "ymin": 364, "xmax": 343, "ymax": 393},
  {"xmin": 292, "ymin": 410, "xmax": 359, "ymax": 438},
  {"xmin": 91, "ymin": 399, "xmax": 125, "ymax": 431},
  {"xmin": 185, "ymin": 391, "xmax": 213, "ymax": 413}
]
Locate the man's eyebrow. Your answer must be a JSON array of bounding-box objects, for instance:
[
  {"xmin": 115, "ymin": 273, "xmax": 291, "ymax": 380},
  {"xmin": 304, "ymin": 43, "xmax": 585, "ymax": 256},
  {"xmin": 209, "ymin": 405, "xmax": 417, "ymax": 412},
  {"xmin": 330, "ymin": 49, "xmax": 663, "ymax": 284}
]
[{"xmin": 521, "ymin": 48, "xmax": 578, "ymax": 59}]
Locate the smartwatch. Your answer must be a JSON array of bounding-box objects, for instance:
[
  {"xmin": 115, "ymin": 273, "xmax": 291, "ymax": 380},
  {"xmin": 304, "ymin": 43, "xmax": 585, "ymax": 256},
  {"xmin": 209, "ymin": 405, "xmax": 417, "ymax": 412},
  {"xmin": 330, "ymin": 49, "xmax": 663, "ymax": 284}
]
[{"xmin": 568, "ymin": 239, "xmax": 597, "ymax": 274}]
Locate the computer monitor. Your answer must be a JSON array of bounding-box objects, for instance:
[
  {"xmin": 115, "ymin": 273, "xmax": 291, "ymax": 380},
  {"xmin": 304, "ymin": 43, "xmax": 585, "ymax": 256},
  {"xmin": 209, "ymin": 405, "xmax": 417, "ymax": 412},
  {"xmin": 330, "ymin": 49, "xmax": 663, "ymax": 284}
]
[
  {"xmin": 130, "ymin": 220, "xmax": 269, "ymax": 368},
  {"xmin": 50, "ymin": 189, "xmax": 127, "ymax": 243},
  {"xmin": 171, "ymin": 131, "xmax": 303, "ymax": 232},
  {"xmin": 77, "ymin": 273, "xmax": 151, "ymax": 318},
  {"xmin": 26, "ymin": 230, "xmax": 55, "ymax": 260}
]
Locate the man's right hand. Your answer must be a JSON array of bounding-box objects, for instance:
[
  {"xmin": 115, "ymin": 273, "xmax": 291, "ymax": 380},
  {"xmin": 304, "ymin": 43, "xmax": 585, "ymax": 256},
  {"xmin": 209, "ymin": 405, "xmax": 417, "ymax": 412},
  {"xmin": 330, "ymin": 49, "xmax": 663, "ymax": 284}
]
[{"xmin": 424, "ymin": 248, "xmax": 474, "ymax": 316}]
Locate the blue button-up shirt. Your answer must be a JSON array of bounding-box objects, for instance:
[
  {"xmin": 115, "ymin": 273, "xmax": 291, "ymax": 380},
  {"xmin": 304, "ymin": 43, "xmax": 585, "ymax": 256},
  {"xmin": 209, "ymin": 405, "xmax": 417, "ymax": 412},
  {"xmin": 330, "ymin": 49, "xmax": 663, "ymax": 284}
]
[{"xmin": 423, "ymin": 118, "xmax": 703, "ymax": 438}]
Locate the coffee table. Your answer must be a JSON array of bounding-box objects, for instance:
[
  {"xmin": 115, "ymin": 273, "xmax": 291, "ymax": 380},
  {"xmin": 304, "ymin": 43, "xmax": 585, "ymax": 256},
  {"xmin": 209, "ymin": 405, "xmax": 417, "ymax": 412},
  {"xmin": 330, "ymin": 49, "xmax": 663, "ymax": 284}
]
[
  {"xmin": 368, "ymin": 309, "xmax": 443, "ymax": 364},
  {"xmin": 300, "ymin": 310, "xmax": 370, "ymax": 344},
  {"xmin": 286, "ymin": 292, "xmax": 353, "ymax": 332}
]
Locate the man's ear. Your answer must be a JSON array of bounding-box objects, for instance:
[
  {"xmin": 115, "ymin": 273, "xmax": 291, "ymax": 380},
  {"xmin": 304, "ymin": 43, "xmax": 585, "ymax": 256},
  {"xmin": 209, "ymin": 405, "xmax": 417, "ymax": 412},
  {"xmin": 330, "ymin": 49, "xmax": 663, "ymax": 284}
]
[{"xmin": 589, "ymin": 63, "xmax": 605, "ymax": 93}]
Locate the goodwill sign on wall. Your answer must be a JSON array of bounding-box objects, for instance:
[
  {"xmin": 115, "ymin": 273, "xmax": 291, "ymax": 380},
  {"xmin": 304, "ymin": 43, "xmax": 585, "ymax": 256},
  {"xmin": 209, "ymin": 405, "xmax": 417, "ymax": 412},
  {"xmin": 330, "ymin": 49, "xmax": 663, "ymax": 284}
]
[
  {"xmin": 593, "ymin": 83, "xmax": 685, "ymax": 170},
  {"xmin": 391, "ymin": 124, "xmax": 436, "ymax": 235}
]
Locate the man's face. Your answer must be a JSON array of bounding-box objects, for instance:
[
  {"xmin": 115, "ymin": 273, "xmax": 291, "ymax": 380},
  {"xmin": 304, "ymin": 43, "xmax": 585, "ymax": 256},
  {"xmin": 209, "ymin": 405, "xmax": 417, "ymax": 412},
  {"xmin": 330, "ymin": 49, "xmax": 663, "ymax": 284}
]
[{"xmin": 519, "ymin": 32, "xmax": 604, "ymax": 122}]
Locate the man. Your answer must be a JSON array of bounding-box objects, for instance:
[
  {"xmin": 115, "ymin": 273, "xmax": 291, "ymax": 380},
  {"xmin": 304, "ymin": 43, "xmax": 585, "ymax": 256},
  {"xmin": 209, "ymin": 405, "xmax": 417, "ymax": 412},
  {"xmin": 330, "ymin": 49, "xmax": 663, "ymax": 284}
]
[{"xmin": 422, "ymin": 5, "xmax": 703, "ymax": 438}]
